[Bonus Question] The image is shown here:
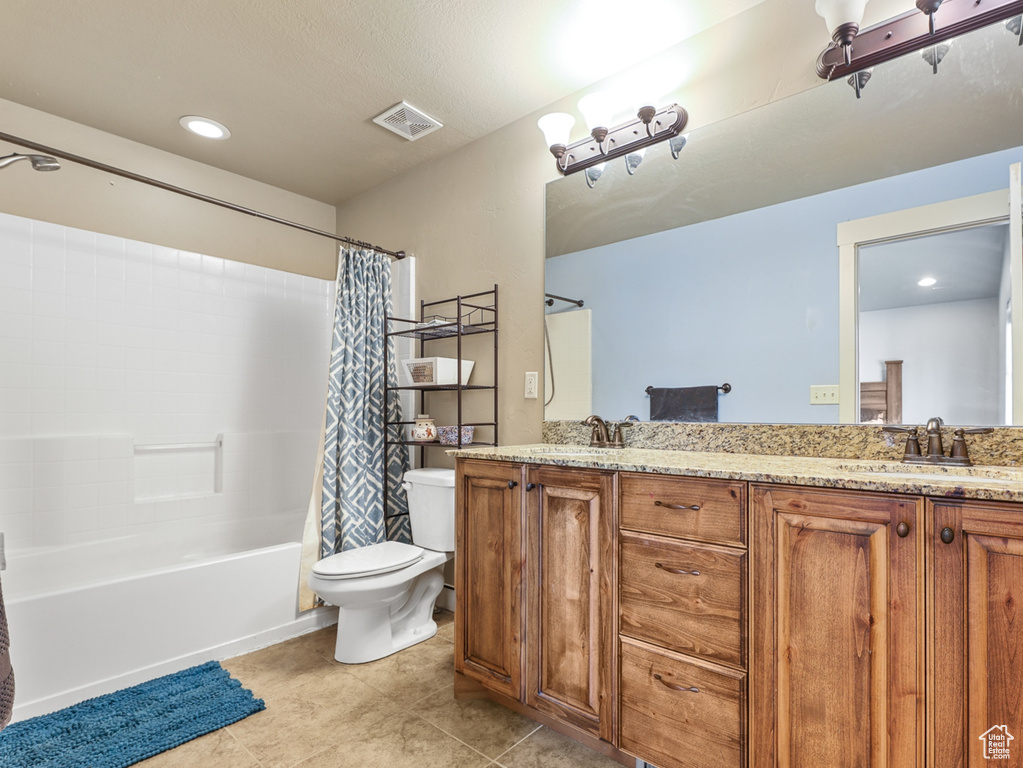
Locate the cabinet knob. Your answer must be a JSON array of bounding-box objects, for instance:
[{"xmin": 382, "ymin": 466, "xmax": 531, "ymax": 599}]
[
  {"xmin": 526, "ymin": 483, "xmax": 536, "ymax": 491},
  {"xmin": 896, "ymin": 521, "xmax": 910, "ymax": 538},
  {"xmin": 507, "ymin": 480, "xmax": 518, "ymax": 489},
  {"xmin": 940, "ymin": 527, "xmax": 955, "ymax": 545}
]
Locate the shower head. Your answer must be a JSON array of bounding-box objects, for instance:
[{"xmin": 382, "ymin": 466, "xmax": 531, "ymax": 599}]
[{"xmin": 0, "ymin": 153, "xmax": 61, "ymax": 171}]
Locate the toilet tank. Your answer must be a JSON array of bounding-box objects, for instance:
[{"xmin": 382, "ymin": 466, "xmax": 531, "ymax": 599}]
[{"xmin": 402, "ymin": 468, "xmax": 456, "ymax": 552}]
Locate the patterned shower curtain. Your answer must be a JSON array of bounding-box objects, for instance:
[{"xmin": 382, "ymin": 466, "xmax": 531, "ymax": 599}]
[{"xmin": 299, "ymin": 247, "xmax": 411, "ymax": 610}]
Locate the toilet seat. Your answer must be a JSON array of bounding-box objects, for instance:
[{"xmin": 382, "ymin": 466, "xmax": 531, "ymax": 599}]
[{"xmin": 312, "ymin": 541, "xmax": 425, "ymax": 580}]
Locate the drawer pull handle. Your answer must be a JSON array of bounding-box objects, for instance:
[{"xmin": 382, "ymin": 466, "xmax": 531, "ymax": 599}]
[
  {"xmin": 940, "ymin": 527, "xmax": 955, "ymax": 544},
  {"xmin": 896, "ymin": 521, "xmax": 910, "ymax": 538},
  {"xmin": 655, "ymin": 563, "xmax": 700, "ymax": 576},
  {"xmin": 654, "ymin": 500, "xmax": 701, "ymax": 511},
  {"xmin": 508, "ymin": 481, "xmax": 518, "ymax": 489},
  {"xmin": 653, "ymin": 674, "xmax": 700, "ymax": 694},
  {"xmin": 526, "ymin": 483, "xmax": 536, "ymax": 491}
]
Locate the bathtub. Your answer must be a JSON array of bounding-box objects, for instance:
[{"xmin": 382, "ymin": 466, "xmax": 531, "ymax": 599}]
[{"xmin": 4, "ymin": 541, "xmax": 334, "ymax": 721}]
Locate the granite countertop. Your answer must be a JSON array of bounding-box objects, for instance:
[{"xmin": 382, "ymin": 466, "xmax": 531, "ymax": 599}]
[{"xmin": 448, "ymin": 444, "xmax": 1023, "ymax": 503}]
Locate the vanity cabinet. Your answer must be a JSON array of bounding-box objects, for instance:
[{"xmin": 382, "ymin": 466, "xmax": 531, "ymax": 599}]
[
  {"xmin": 930, "ymin": 499, "xmax": 1023, "ymax": 767},
  {"xmin": 525, "ymin": 464, "xmax": 615, "ymax": 741},
  {"xmin": 751, "ymin": 484, "xmax": 924, "ymax": 768},
  {"xmin": 454, "ymin": 460, "xmax": 525, "ymax": 700},
  {"xmin": 456, "ymin": 454, "xmax": 1023, "ymax": 768},
  {"xmin": 455, "ymin": 460, "xmax": 617, "ymax": 748}
]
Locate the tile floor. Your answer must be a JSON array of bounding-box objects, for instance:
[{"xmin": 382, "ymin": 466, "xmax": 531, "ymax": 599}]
[{"xmin": 138, "ymin": 611, "xmax": 627, "ymax": 768}]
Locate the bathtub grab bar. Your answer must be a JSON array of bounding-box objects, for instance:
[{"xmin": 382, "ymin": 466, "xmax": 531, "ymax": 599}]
[{"xmin": 134, "ymin": 437, "xmax": 223, "ymax": 453}]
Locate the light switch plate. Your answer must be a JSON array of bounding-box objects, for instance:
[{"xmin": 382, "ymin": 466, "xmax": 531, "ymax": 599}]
[
  {"xmin": 810, "ymin": 385, "xmax": 840, "ymax": 404},
  {"xmin": 524, "ymin": 371, "xmax": 539, "ymax": 399}
]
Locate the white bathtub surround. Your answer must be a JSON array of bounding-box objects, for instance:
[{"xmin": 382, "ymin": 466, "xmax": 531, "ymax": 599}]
[{"xmin": 0, "ymin": 210, "xmax": 337, "ymax": 717}]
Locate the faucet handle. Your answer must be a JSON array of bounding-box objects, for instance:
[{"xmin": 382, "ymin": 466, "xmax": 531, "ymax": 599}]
[
  {"xmin": 949, "ymin": 427, "xmax": 994, "ymax": 465},
  {"xmin": 882, "ymin": 425, "xmax": 922, "ymax": 458},
  {"xmin": 609, "ymin": 421, "xmax": 633, "ymax": 448}
]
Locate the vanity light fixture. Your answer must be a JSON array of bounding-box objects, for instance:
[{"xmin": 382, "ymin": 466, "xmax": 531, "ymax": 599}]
[
  {"xmin": 537, "ymin": 99, "xmax": 688, "ymax": 185},
  {"xmin": 179, "ymin": 115, "xmax": 231, "ymax": 140},
  {"xmin": 816, "ymin": 0, "xmax": 1023, "ymax": 97}
]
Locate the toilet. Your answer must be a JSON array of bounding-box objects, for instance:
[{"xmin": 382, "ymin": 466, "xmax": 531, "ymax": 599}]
[{"xmin": 308, "ymin": 467, "xmax": 455, "ymax": 664}]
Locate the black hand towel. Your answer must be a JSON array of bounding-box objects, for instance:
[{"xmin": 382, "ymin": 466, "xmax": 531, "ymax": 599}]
[{"xmin": 648, "ymin": 386, "xmax": 719, "ymax": 422}]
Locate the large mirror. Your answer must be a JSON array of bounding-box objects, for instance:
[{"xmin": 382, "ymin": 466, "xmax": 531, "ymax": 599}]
[{"xmin": 544, "ymin": 19, "xmax": 1023, "ymax": 426}]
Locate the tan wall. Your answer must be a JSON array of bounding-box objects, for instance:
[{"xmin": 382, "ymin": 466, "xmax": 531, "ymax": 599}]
[
  {"xmin": 0, "ymin": 98, "xmax": 337, "ymax": 279},
  {"xmin": 336, "ymin": 120, "xmax": 555, "ymax": 456}
]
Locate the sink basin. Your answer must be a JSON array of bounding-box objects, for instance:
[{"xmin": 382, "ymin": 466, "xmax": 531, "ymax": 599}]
[
  {"xmin": 853, "ymin": 471, "xmax": 1020, "ymax": 486},
  {"xmin": 837, "ymin": 462, "xmax": 1023, "ymax": 487},
  {"xmin": 516, "ymin": 446, "xmax": 617, "ymax": 458}
]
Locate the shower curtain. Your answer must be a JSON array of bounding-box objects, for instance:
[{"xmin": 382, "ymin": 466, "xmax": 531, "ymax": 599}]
[{"xmin": 299, "ymin": 247, "xmax": 411, "ymax": 611}]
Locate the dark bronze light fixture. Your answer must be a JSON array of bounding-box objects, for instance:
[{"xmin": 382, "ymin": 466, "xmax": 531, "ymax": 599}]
[
  {"xmin": 816, "ymin": 0, "xmax": 1023, "ymax": 97},
  {"xmin": 538, "ymin": 101, "xmax": 688, "ymax": 186}
]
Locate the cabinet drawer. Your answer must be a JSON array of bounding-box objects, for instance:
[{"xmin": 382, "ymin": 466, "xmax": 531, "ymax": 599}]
[
  {"xmin": 620, "ymin": 473, "xmax": 746, "ymax": 546},
  {"xmin": 620, "ymin": 532, "xmax": 745, "ymax": 668},
  {"xmin": 620, "ymin": 638, "xmax": 745, "ymax": 768}
]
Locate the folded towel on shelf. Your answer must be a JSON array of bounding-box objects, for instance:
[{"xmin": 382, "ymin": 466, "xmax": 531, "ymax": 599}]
[
  {"xmin": 0, "ymin": 571, "xmax": 14, "ymax": 731},
  {"xmin": 648, "ymin": 386, "xmax": 720, "ymax": 422}
]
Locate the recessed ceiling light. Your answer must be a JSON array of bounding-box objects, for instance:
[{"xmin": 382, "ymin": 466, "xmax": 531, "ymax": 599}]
[
  {"xmin": 918, "ymin": 277, "xmax": 937, "ymax": 287},
  {"xmin": 179, "ymin": 115, "xmax": 231, "ymax": 140}
]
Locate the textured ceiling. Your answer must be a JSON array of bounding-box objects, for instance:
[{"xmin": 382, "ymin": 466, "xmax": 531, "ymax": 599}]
[{"xmin": 0, "ymin": 0, "xmax": 769, "ymax": 206}]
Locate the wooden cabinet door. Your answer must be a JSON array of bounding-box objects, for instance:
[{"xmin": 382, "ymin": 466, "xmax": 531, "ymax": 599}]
[
  {"xmin": 526, "ymin": 465, "xmax": 615, "ymax": 741},
  {"xmin": 752, "ymin": 485, "xmax": 923, "ymax": 768},
  {"xmin": 930, "ymin": 500, "xmax": 1023, "ymax": 768},
  {"xmin": 455, "ymin": 460, "xmax": 525, "ymax": 700}
]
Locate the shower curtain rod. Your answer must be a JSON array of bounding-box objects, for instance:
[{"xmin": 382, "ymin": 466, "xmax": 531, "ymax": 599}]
[{"xmin": 0, "ymin": 130, "xmax": 406, "ymax": 259}]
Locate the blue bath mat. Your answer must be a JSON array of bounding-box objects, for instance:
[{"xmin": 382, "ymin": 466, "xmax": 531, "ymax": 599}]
[{"xmin": 0, "ymin": 661, "xmax": 264, "ymax": 767}]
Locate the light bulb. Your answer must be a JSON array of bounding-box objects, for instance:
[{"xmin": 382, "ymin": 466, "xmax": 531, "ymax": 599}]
[
  {"xmin": 918, "ymin": 277, "xmax": 937, "ymax": 287},
  {"xmin": 537, "ymin": 113, "xmax": 575, "ymax": 150},
  {"xmin": 179, "ymin": 116, "xmax": 231, "ymax": 140},
  {"xmin": 578, "ymin": 92, "xmax": 615, "ymax": 132}
]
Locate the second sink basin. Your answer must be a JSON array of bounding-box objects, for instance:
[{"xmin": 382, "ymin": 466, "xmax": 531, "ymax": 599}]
[{"xmin": 837, "ymin": 461, "xmax": 1023, "ymax": 487}]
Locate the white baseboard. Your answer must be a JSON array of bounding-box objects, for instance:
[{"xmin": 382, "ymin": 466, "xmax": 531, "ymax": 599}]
[
  {"xmin": 437, "ymin": 583, "xmax": 456, "ymax": 613},
  {"xmin": 11, "ymin": 607, "xmax": 337, "ymax": 722}
]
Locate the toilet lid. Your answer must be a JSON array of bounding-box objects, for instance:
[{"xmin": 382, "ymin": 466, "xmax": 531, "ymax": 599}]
[{"xmin": 312, "ymin": 541, "xmax": 425, "ymax": 580}]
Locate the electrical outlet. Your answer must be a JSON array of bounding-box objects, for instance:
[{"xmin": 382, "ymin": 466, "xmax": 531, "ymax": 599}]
[
  {"xmin": 524, "ymin": 371, "xmax": 539, "ymax": 399},
  {"xmin": 810, "ymin": 385, "xmax": 840, "ymax": 405}
]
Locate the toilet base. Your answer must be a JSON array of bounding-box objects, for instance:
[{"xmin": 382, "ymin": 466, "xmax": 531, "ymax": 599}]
[{"xmin": 333, "ymin": 564, "xmax": 445, "ymax": 664}]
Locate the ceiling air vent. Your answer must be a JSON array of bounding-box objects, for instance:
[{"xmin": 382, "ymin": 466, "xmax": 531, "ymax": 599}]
[{"xmin": 372, "ymin": 101, "xmax": 443, "ymax": 142}]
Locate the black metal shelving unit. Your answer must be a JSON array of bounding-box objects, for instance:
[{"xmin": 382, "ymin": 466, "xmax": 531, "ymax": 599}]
[{"xmin": 383, "ymin": 286, "xmax": 498, "ymax": 514}]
